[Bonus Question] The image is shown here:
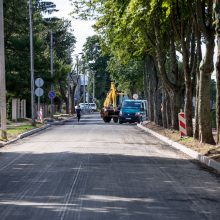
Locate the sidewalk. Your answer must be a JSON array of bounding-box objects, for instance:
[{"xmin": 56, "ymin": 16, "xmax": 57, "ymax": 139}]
[
  {"xmin": 137, "ymin": 122, "xmax": 220, "ymax": 173},
  {"xmin": 0, "ymin": 115, "xmax": 74, "ymax": 147}
]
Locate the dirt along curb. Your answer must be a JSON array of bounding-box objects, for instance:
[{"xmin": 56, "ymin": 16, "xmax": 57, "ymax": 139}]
[{"xmin": 137, "ymin": 123, "xmax": 220, "ymax": 173}]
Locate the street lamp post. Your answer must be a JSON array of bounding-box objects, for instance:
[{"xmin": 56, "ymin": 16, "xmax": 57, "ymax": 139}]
[
  {"xmin": 0, "ymin": 0, "xmax": 7, "ymax": 139},
  {"xmin": 29, "ymin": 0, "xmax": 35, "ymax": 126},
  {"xmin": 92, "ymin": 71, "xmax": 95, "ymax": 102},
  {"xmin": 83, "ymin": 70, "xmax": 86, "ymax": 111},
  {"xmin": 88, "ymin": 61, "xmax": 96, "ymax": 103},
  {"xmin": 50, "ymin": 30, "xmax": 54, "ymax": 117}
]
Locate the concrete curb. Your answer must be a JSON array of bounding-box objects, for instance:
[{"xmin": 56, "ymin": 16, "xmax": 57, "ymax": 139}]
[{"xmin": 137, "ymin": 124, "xmax": 220, "ymax": 173}]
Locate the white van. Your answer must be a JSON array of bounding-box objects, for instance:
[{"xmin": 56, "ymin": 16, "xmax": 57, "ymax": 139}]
[
  {"xmin": 79, "ymin": 103, "xmax": 97, "ymax": 111},
  {"xmin": 89, "ymin": 103, "xmax": 97, "ymax": 110}
]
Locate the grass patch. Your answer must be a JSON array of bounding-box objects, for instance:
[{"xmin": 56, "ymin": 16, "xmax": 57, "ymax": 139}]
[
  {"xmin": 0, "ymin": 123, "xmax": 42, "ymax": 142},
  {"xmin": 8, "ymin": 125, "xmax": 35, "ymax": 135}
]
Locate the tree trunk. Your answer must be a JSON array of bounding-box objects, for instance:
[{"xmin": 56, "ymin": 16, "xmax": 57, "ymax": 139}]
[
  {"xmin": 154, "ymin": 15, "xmax": 180, "ymax": 130},
  {"xmin": 198, "ymin": 36, "xmax": 215, "ymax": 144},
  {"xmin": 194, "ymin": 72, "xmax": 200, "ymax": 139},
  {"xmin": 165, "ymin": 91, "xmax": 171, "ymax": 128},
  {"xmin": 154, "ymin": 88, "xmax": 163, "ymax": 126},
  {"xmin": 169, "ymin": 90, "xmax": 181, "ymax": 130},
  {"xmin": 58, "ymin": 81, "xmax": 69, "ymax": 114},
  {"xmin": 162, "ymin": 89, "xmax": 167, "ymax": 128},
  {"xmin": 184, "ymin": 79, "xmax": 193, "ymax": 136},
  {"xmin": 216, "ymin": 39, "xmax": 220, "ymax": 143},
  {"xmin": 65, "ymin": 99, "xmax": 69, "ymax": 114},
  {"xmin": 144, "ymin": 55, "xmax": 158, "ymax": 122},
  {"xmin": 194, "ymin": 22, "xmax": 202, "ymax": 140},
  {"xmin": 214, "ymin": 0, "xmax": 220, "ymax": 144},
  {"xmin": 181, "ymin": 39, "xmax": 193, "ymax": 136},
  {"xmin": 71, "ymin": 85, "xmax": 77, "ymax": 114}
]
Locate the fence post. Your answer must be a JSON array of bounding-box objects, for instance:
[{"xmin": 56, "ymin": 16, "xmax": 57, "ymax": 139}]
[{"xmin": 12, "ymin": 99, "xmax": 17, "ymax": 120}]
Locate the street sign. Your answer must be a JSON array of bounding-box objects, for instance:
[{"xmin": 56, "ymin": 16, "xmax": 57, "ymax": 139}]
[
  {"xmin": 133, "ymin": 94, "xmax": 138, "ymax": 100},
  {"xmin": 35, "ymin": 88, "xmax": 44, "ymax": 97},
  {"xmin": 48, "ymin": 91, "xmax": 56, "ymax": 99},
  {"xmin": 35, "ymin": 78, "xmax": 44, "ymax": 87}
]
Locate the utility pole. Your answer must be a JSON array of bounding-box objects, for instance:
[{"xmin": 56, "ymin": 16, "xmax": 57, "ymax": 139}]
[
  {"xmin": 83, "ymin": 70, "xmax": 86, "ymax": 111},
  {"xmin": 50, "ymin": 30, "xmax": 54, "ymax": 117},
  {"xmin": 0, "ymin": 0, "xmax": 7, "ymax": 139},
  {"xmin": 67, "ymin": 73, "xmax": 71, "ymax": 114},
  {"xmin": 29, "ymin": 0, "xmax": 35, "ymax": 126},
  {"xmin": 93, "ymin": 71, "xmax": 95, "ymax": 102}
]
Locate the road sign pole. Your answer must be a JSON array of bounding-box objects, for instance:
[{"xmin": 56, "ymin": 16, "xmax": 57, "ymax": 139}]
[
  {"xmin": 38, "ymin": 96, "xmax": 40, "ymax": 119},
  {"xmin": 35, "ymin": 78, "xmax": 44, "ymax": 121}
]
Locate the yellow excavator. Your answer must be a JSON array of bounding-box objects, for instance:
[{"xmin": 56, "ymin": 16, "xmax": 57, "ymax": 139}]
[{"xmin": 100, "ymin": 82, "xmax": 124, "ymax": 123}]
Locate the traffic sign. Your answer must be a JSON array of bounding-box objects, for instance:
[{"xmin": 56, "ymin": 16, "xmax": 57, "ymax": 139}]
[
  {"xmin": 35, "ymin": 88, "xmax": 44, "ymax": 97},
  {"xmin": 133, "ymin": 94, "xmax": 138, "ymax": 100},
  {"xmin": 35, "ymin": 78, "xmax": 44, "ymax": 87},
  {"xmin": 48, "ymin": 91, "xmax": 56, "ymax": 99}
]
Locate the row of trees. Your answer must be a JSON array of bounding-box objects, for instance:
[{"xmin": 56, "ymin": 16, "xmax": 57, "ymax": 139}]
[
  {"xmin": 3, "ymin": 0, "xmax": 75, "ymax": 119},
  {"xmin": 71, "ymin": 0, "xmax": 220, "ymax": 145}
]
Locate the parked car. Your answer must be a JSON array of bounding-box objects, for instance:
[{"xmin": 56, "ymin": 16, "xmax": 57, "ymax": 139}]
[{"xmin": 119, "ymin": 99, "xmax": 147, "ymax": 124}]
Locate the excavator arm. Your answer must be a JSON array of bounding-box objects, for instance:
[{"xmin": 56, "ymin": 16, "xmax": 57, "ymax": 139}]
[
  {"xmin": 101, "ymin": 82, "xmax": 121, "ymax": 123},
  {"xmin": 103, "ymin": 82, "xmax": 117, "ymax": 109}
]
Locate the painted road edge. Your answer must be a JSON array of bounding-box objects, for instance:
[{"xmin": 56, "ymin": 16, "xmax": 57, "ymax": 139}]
[{"xmin": 137, "ymin": 123, "xmax": 220, "ymax": 173}]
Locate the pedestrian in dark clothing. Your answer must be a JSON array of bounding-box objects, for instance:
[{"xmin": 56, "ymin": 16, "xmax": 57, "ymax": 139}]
[{"xmin": 75, "ymin": 105, "xmax": 82, "ymax": 122}]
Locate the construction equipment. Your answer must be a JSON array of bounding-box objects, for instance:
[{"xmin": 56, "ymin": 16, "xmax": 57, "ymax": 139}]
[{"xmin": 100, "ymin": 82, "xmax": 124, "ymax": 123}]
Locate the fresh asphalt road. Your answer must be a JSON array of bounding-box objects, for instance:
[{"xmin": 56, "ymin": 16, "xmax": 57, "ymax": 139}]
[{"xmin": 0, "ymin": 113, "xmax": 219, "ymax": 220}]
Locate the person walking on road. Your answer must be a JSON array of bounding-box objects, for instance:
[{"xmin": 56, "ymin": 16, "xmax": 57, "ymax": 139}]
[{"xmin": 75, "ymin": 105, "xmax": 82, "ymax": 123}]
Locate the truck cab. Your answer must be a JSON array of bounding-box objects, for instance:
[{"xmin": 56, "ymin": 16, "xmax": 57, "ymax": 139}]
[{"xmin": 119, "ymin": 99, "xmax": 147, "ymax": 124}]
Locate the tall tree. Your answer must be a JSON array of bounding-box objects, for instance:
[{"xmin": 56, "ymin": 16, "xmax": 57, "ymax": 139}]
[
  {"xmin": 196, "ymin": 0, "xmax": 215, "ymax": 144},
  {"xmin": 83, "ymin": 35, "xmax": 111, "ymax": 104}
]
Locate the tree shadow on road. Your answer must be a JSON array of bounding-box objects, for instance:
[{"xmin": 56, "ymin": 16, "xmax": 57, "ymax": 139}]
[{"xmin": 0, "ymin": 151, "xmax": 219, "ymax": 220}]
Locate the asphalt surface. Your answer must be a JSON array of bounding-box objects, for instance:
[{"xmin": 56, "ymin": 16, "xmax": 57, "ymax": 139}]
[{"xmin": 0, "ymin": 113, "xmax": 219, "ymax": 220}]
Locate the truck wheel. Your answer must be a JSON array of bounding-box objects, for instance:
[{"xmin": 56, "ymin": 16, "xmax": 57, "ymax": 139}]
[
  {"xmin": 113, "ymin": 117, "xmax": 118, "ymax": 123},
  {"xmin": 137, "ymin": 117, "xmax": 143, "ymax": 124},
  {"xmin": 106, "ymin": 117, "xmax": 111, "ymax": 123},
  {"xmin": 103, "ymin": 117, "xmax": 107, "ymax": 122}
]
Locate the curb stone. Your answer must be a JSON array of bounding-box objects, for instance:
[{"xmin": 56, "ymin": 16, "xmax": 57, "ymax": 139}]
[{"xmin": 137, "ymin": 123, "xmax": 220, "ymax": 173}]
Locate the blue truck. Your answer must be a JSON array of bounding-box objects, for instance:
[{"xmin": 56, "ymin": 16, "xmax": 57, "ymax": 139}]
[{"xmin": 119, "ymin": 99, "xmax": 147, "ymax": 124}]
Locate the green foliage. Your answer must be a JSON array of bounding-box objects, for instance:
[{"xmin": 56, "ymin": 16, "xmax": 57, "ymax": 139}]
[
  {"xmin": 107, "ymin": 58, "xmax": 144, "ymax": 96},
  {"xmin": 4, "ymin": 0, "xmax": 76, "ymax": 117},
  {"xmin": 82, "ymin": 35, "xmax": 111, "ymax": 103}
]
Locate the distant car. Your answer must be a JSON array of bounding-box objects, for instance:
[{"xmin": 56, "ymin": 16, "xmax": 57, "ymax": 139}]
[
  {"xmin": 89, "ymin": 103, "xmax": 97, "ymax": 111},
  {"xmin": 79, "ymin": 103, "xmax": 97, "ymax": 111}
]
